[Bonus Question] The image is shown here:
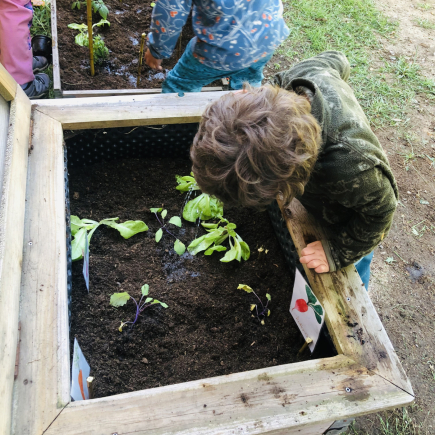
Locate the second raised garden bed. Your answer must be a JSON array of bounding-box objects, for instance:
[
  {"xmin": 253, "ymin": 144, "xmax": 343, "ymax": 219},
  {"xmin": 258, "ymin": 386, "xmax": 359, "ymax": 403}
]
[{"xmin": 52, "ymin": 0, "xmax": 223, "ymax": 97}]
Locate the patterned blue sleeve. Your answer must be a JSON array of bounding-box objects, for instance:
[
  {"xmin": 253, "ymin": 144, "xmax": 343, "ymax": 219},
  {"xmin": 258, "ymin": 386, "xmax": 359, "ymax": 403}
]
[{"xmin": 148, "ymin": 0, "xmax": 192, "ymax": 59}]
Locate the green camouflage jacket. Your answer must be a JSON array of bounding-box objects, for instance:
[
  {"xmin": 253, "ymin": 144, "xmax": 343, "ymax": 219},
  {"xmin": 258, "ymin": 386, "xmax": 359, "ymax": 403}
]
[{"xmin": 274, "ymin": 51, "xmax": 398, "ymax": 272}]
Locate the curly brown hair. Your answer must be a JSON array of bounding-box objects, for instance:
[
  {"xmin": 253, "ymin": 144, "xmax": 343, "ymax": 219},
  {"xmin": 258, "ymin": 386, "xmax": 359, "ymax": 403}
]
[{"xmin": 190, "ymin": 85, "xmax": 321, "ymax": 210}]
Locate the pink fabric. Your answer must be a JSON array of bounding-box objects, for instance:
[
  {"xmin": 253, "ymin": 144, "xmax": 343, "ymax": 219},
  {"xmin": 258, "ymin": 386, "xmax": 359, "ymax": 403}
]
[{"xmin": 0, "ymin": 0, "xmax": 34, "ymax": 85}]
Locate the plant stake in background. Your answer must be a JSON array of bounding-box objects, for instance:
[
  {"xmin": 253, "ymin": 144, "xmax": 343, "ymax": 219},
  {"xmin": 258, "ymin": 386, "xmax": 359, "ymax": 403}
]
[
  {"xmin": 137, "ymin": 33, "xmax": 146, "ymax": 86},
  {"xmin": 86, "ymin": 0, "xmax": 95, "ymax": 76}
]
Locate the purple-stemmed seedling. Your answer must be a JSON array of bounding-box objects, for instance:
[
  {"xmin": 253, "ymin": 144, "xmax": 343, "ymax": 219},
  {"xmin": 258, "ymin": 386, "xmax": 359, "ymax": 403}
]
[
  {"xmin": 151, "ymin": 207, "xmax": 185, "ymax": 256},
  {"xmin": 110, "ymin": 284, "xmax": 168, "ymax": 332},
  {"xmin": 238, "ymin": 284, "xmax": 271, "ymax": 325}
]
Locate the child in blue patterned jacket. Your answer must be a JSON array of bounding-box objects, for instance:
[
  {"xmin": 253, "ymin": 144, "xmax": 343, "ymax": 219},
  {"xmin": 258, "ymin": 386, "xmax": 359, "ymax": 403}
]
[{"xmin": 145, "ymin": 0, "xmax": 289, "ymax": 93}]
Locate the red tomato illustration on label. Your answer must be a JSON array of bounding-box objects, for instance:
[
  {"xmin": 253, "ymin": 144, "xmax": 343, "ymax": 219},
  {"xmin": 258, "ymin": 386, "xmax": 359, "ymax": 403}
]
[{"xmin": 292, "ymin": 299, "xmax": 308, "ymax": 312}]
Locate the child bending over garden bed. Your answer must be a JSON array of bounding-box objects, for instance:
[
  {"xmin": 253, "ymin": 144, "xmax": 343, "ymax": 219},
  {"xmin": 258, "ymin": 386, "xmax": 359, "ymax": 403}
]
[
  {"xmin": 190, "ymin": 51, "xmax": 398, "ymax": 290},
  {"xmin": 145, "ymin": 0, "xmax": 289, "ymax": 93}
]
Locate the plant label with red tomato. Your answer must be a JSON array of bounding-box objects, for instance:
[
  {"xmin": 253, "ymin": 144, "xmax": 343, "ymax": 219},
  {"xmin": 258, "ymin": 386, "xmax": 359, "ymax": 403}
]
[{"xmin": 290, "ymin": 269, "xmax": 325, "ymax": 352}]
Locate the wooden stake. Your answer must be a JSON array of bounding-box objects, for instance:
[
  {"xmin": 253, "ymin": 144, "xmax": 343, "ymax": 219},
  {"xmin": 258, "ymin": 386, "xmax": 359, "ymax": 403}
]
[
  {"xmin": 298, "ymin": 337, "xmax": 313, "ymax": 356},
  {"xmin": 86, "ymin": 0, "xmax": 95, "ymax": 77},
  {"xmin": 137, "ymin": 33, "xmax": 146, "ymax": 87},
  {"xmin": 87, "ymin": 376, "xmax": 94, "ymax": 399}
]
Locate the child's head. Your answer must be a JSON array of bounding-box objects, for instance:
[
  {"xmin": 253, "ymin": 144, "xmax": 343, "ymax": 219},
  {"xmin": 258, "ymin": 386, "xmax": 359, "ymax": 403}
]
[{"xmin": 190, "ymin": 85, "xmax": 321, "ymax": 210}]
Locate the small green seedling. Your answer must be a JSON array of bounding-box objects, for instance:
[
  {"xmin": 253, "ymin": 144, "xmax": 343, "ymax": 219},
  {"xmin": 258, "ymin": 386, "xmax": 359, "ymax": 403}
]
[
  {"xmin": 68, "ymin": 19, "xmax": 110, "ymax": 64},
  {"xmin": 150, "ymin": 208, "xmax": 185, "ymax": 256},
  {"xmin": 72, "ymin": 0, "xmax": 109, "ymax": 20},
  {"xmin": 176, "ymin": 173, "xmax": 223, "ymax": 222},
  {"xmin": 385, "ymin": 257, "xmax": 396, "ymax": 264},
  {"xmin": 110, "ymin": 284, "xmax": 168, "ymax": 331},
  {"xmin": 238, "ymin": 284, "xmax": 270, "ymax": 325},
  {"xmin": 188, "ymin": 218, "xmax": 250, "ymax": 262},
  {"xmin": 71, "ymin": 215, "xmax": 148, "ymax": 261}
]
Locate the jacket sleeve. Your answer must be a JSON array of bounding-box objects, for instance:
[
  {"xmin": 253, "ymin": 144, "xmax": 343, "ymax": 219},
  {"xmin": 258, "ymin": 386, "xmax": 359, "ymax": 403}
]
[
  {"xmin": 147, "ymin": 0, "xmax": 192, "ymax": 59},
  {"xmin": 274, "ymin": 51, "xmax": 351, "ymax": 88},
  {"xmin": 321, "ymin": 166, "xmax": 397, "ymax": 272}
]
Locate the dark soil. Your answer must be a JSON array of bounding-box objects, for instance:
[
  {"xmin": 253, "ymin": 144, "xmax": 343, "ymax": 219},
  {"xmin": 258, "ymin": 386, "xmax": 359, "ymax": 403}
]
[
  {"xmin": 69, "ymin": 157, "xmax": 334, "ymax": 398},
  {"xmin": 56, "ymin": 0, "xmax": 195, "ymax": 91}
]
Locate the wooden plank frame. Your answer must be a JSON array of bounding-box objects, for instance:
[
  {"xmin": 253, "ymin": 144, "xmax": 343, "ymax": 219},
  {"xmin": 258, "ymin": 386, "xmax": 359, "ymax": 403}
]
[{"xmin": 7, "ymin": 91, "xmax": 413, "ymax": 435}]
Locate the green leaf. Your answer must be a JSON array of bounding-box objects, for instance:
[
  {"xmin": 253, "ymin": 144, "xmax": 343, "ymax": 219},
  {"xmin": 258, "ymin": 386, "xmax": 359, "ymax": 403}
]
[
  {"xmin": 150, "ymin": 207, "xmax": 162, "ymax": 213},
  {"xmin": 187, "ymin": 229, "xmax": 223, "ymax": 255},
  {"xmin": 110, "ymin": 292, "xmax": 130, "ymax": 307},
  {"xmin": 68, "ymin": 23, "xmax": 87, "ymax": 30},
  {"xmin": 141, "ymin": 284, "xmax": 149, "ymax": 296},
  {"xmin": 101, "ymin": 219, "xmax": 148, "ymax": 239},
  {"xmin": 161, "ymin": 210, "xmax": 167, "ymax": 219},
  {"xmin": 75, "ymin": 33, "xmax": 87, "ymax": 46},
  {"xmin": 145, "ymin": 297, "xmax": 153, "ymax": 303},
  {"xmin": 99, "ymin": 4, "xmax": 109, "ymax": 19},
  {"xmin": 175, "ymin": 174, "xmax": 199, "ymax": 192},
  {"xmin": 266, "ymin": 293, "xmax": 271, "ymax": 301},
  {"xmin": 240, "ymin": 241, "xmax": 250, "ymax": 261},
  {"xmin": 183, "ymin": 193, "xmax": 223, "ymax": 222},
  {"xmin": 237, "ymin": 284, "xmax": 253, "ymax": 293},
  {"xmin": 168, "ymin": 216, "xmax": 182, "ymax": 227},
  {"xmin": 204, "ymin": 245, "xmax": 227, "ymax": 255},
  {"xmin": 311, "ymin": 304, "xmax": 324, "ymax": 316},
  {"xmin": 71, "ymin": 228, "xmax": 87, "ymax": 261},
  {"xmin": 226, "ymin": 223, "xmax": 237, "ymax": 230},
  {"xmin": 174, "ymin": 239, "xmax": 186, "ymax": 256},
  {"xmin": 93, "ymin": 19, "xmax": 110, "ymax": 27},
  {"xmin": 150, "ymin": 1, "xmax": 156, "ymax": 6},
  {"xmin": 305, "ymin": 285, "xmax": 317, "ymax": 305},
  {"xmin": 201, "ymin": 222, "xmax": 219, "ymax": 229},
  {"xmin": 267, "ymin": 309, "xmax": 271, "ymax": 317},
  {"xmin": 220, "ymin": 244, "xmax": 239, "ymax": 262},
  {"xmin": 71, "ymin": 215, "xmax": 99, "ymax": 235},
  {"xmin": 314, "ymin": 312, "xmax": 322, "ymax": 324},
  {"xmin": 155, "ymin": 228, "xmax": 163, "ymax": 243},
  {"xmin": 160, "ymin": 302, "xmax": 168, "ymax": 308}
]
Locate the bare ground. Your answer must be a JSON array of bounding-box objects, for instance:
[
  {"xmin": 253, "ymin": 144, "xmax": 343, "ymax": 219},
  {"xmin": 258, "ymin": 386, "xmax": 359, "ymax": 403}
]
[{"xmin": 351, "ymin": 0, "xmax": 435, "ymax": 433}]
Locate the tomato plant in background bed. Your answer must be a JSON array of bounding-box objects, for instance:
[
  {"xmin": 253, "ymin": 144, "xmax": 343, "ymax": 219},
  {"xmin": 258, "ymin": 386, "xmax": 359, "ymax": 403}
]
[
  {"xmin": 72, "ymin": 0, "xmax": 109, "ymax": 20},
  {"xmin": 110, "ymin": 284, "xmax": 168, "ymax": 332},
  {"xmin": 68, "ymin": 19, "xmax": 110, "ymax": 64},
  {"xmin": 71, "ymin": 215, "xmax": 148, "ymax": 261}
]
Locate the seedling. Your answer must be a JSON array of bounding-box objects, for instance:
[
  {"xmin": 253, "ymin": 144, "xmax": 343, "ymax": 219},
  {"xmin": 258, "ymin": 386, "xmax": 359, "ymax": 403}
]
[
  {"xmin": 238, "ymin": 284, "xmax": 270, "ymax": 325},
  {"xmin": 68, "ymin": 19, "xmax": 110, "ymax": 64},
  {"xmin": 71, "ymin": 215, "xmax": 148, "ymax": 261},
  {"xmin": 150, "ymin": 208, "xmax": 186, "ymax": 255},
  {"xmin": 72, "ymin": 0, "xmax": 109, "ymax": 20},
  {"xmin": 385, "ymin": 257, "xmax": 396, "ymax": 264},
  {"xmin": 110, "ymin": 284, "xmax": 168, "ymax": 332},
  {"xmin": 188, "ymin": 218, "xmax": 250, "ymax": 262},
  {"xmin": 176, "ymin": 174, "xmax": 223, "ymax": 222},
  {"xmin": 291, "ymin": 284, "xmax": 324, "ymax": 324}
]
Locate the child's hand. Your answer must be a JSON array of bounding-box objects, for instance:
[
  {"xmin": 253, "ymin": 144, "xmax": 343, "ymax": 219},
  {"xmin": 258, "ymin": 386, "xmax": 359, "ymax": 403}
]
[
  {"xmin": 299, "ymin": 241, "xmax": 330, "ymax": 273},
  {"xmin": 145, "ymin": 49, "xmax": 163, "ymax": 70}
]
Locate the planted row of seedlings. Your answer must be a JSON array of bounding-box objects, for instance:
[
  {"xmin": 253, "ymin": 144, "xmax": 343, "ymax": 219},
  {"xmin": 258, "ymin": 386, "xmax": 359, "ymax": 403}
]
[{"xmin": 69, "ymin": 158, "xmax": 332, "ymax": 398}]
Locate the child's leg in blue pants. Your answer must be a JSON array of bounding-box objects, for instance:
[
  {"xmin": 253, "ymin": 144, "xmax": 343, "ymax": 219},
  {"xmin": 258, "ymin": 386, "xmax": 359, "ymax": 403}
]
[
  {"xmin": 162, "ymin": 39, "xmax": 273, "ymax": 94},
  {"xmin": 354, "ymin": 251, "xmax": 374, "ymax": 291}
]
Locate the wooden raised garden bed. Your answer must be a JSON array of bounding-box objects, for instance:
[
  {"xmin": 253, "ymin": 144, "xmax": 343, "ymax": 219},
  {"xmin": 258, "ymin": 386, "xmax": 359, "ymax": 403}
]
[
  {"xmin": 0, "ymin": 66, "xmax": 415, "ymax": 435},
  {"xmin": 51, "ymin": 0, "xmax": 223, "ymax": 97}
]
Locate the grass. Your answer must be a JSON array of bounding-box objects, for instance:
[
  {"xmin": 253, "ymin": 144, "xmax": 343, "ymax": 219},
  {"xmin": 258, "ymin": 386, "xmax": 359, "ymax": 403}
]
[
  {"xmin": 347, "ymin": 405, "xmax": 425, "ymax": 434},
  {"xmin": 417, "ymin": 3, "xmax": 432, "ymax": 11},
  {"xmin": 278, "ymin": 0, "xmax": 435, "ymax": 127},
  {"xmin": 31, "ymin": 0, "xmax": 52, "ymax": 37},
  {"xmin": 414, "ymin": 18, "xmax": 435, "ymax": 29}
]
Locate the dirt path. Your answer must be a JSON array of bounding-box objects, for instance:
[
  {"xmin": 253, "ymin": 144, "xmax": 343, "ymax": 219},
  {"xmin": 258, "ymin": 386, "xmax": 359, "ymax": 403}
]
[{"xmin": 352, "ymin": 0, "xmax": 435, "ymax": 433}]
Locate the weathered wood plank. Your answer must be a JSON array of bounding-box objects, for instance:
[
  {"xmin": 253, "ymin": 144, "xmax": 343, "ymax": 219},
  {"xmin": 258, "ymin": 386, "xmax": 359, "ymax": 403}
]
[
  {"xmin": 62, "ymin": 87, "xmax": 223, "ymax": 98},
  {"xmin": 46, "ymin": 355, "xmax": 412, "ymax": 435},
  {"xmin": 12, "ymin": 110, "xmax": 69, "ymax": 435},
  {"xmin": 50, "ymin": 0, "xmax": 62, "ymax": 97},
  {"xmin": 0, "ymin": 87, "xmax": 31, "ymax": 435},
  {"xmin": 0, "ymin": 97, "xmax": 9, "ymax": 201},
  {"xmin": 32, "ymin": 91, "xmax": 228, "ymax": 129},
  {"xmin": 277, "ymin": 199, "xmax": 414, "ymax": 396},
  {"xmin": 0, "ymin": 63, "xmax": 17, "ymax": 102}
]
